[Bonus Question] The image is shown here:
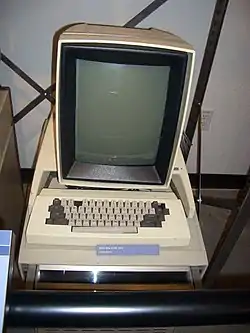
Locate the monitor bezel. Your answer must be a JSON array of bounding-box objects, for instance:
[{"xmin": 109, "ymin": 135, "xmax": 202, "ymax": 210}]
[{"xmin": 58, "ymin": 43, "xmax": 188, "ymax": 186}]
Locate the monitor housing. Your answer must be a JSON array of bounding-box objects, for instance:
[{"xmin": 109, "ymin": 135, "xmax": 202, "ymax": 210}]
[{"xmin": 56, "ymin": 23, "xmax": 195, "ymax": 190}]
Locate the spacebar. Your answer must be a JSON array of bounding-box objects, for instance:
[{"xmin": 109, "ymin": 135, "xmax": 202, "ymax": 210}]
[{"xmin": 72, "ymin": 226, "xmax": 137, "ymax": 234}]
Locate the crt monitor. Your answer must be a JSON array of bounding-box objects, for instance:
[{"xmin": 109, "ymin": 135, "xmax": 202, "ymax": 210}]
[{"xmin": 56, "ymin": 23, "xmax": 194, "ymax": 189}]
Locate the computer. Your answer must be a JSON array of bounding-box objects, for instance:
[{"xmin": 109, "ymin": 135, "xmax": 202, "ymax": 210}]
[
  {"xmin": 19, "ymin": 24, "xmax": 206, "ymax": 278},
  {"xmin": 56, "ymin": 24, "xmax": 193, "ymax": 190}
]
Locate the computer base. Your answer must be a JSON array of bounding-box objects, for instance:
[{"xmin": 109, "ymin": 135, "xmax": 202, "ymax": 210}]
[{"xmin": 18, "ymin": 114, "xmax": 207, "ymax": 285}]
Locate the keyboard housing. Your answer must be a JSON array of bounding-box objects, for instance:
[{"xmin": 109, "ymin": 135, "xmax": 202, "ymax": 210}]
[{"xmin": 26, "ymin": 189, "xmax": 191, "ymax": 248}]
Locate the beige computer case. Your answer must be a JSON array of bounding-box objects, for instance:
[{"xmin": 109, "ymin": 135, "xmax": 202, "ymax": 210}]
[{"xmin": 56, "ymin": 23, "xmax": 195, "ymax": 190}]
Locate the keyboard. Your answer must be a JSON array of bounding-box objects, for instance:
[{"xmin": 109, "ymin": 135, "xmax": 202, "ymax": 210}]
[
  {"xmin": 46, "ymin": 198, "xmax": 170, "ymax": 233},
  {"xmin": 26, "ymin": 189, "xmax": 191, "ymax": 247}
]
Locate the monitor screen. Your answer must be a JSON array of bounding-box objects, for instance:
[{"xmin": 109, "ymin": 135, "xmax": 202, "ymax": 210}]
[
  {"xmin": 58, "ymin": 43, "xmax": 188, "ymax": 185},
  {"xmin": 75, "ymin": 60, "xmax": 170, "ymax": 166}
]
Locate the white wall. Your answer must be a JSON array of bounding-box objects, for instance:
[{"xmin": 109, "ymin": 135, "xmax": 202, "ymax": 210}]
[
  {"xmin": 188, "ymin": 0, "xmax": 250, "ymax": 174},
  {"xmin": 1, "ymin": 0, "xmax": 250, "ymax": 174}
]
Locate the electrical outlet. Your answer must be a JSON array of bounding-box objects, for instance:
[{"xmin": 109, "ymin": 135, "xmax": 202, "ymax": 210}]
[{"xmin": 201, "ymin": 110, "xmax": 213, "ymax": 131}]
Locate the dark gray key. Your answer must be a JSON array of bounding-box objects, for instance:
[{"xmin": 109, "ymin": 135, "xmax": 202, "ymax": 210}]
[
  {"xmin": 74, "ymin": 200, "xmax": 82, "ymax": 207},
  {"xmin": 151, "ymin": 201, "xmax": 158, "ymax": 209},
  {"xmin": 55, "ymin": 218, "xmax": 68, "ymax": 225},
  {"xmin": 46, "ymin": 218, "xmax": 54, "ymax": 225},
  {"xmin": 162, "ymin": 206, "xmax": 170, "ymax": 215},
  {"xmin": 53, "ymin": 198, "xmax": 61, "ymax": 206},
  {"xmin": 151, "ymin": 201, "xmax": 170, "ymax": 221},
  {"xmin": 50, "ymin": 211, "xmax": 65, "ymax": 219},
  {"xmin": 46, "ymin": 217, "xmax": 69, "ymax": 226},
  {"xmin": 49, "ymin": 205, "xmax": 64, "ymax": 213},
  {"xmin": 140, "ymin": 214, "xmax": 162, "ymax": 228}
]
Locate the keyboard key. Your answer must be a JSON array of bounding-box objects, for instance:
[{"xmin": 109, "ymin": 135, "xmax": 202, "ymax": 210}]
[
  {"xmin": 64, "ymin": 206, "xmax": 70, "ymax": 213},
  {"xmin": 50, "ymin": 211, "xmax": 65, "ymax": 219},
  {"xmin": 76, "ymin": 219, "xmax": 82, "ymax": 226},
  {"xmin": 69, "ymin": 219, "xmax": 75, "ymax": 226},
  {"xmin": 79, "ymin": 213, "xmax": 85, "ymax": 220},
  {"xmin": 65, "ymin": 212, "xmax": 71, "ymax": 219},
  {"xmin": 132, "ymin": 201, "xmax": 137, "ymax": 208},
  {"xmin": 68, "ymin": 199, "xmax": 74, "ymax": 207},
  {"xmin": 124, "ymin": 201, "xmax": 130, "ymax": 208},
  {"xmin": 100, "ymin": 207, "xmax": 106, "ymax": 214},
  {"xmin": 128, "ymin": 208, "xmax": 134, "ymax": 214},
  {"xmin": 134, "ymin": 221, "xmax": 140, "ymax": 227},
  {"xmin": 120, "ymin": 207, "xmax": 127, "ymax": 214},
  {"xmin": 129, "ymin": 214, "xmax": 135, "ymax": 222},
  {"xmin": 110, "ymin": 201, "xmax": 116, "ymax": 208},
  {"xmin": 93, "ymin": 207, "xmax": 99, "ymax": 214},
  {"xmin": 72, "ymin": 212, "xmax": 79, "ymax": 219},
  {"xmin": 116, "ymin": 214, "xmax": 122, "ymax": 220},
  {"xmin": 61, "ymin": 199, "xmax": 67, "ymax": 207},
  {"xmin": 107, "ymin": 207, "xmax": 113, "ymax": 214},
  {"xmin": 86, "ymin": 207, "xmax": 91, "ymax": 214},
  {"xmin": 49, "ymin": 205, "xmax": 64, "ymax": 213},
  {"xmin": 53, "ymin": 198, "xmax": 61, "ymax": 206},
  {"xmin": 78, "ymin": 206, "xmax": 84, "ymax": 213},
  {"xmin": 152, "ymin": 201, "xmax": 158, "ymax": 209},
  {"xmin": 113, "ymin": 220, "xmax": 119, "ymax": 227},
  {"xmin": 72, "ymin": 226, "xmax": 137, "ymax": 234},
  {"xmin": 109, "ymin": 214, "xmax": 115, "ymax": 221},
  {"xmin": 71, "ymin": 206, "xmax": 77, "ymax": 213},
  {"xmin": 96, "ymin": 200, "xmax": 102, "ymax": 207},
  {"xmin": 123, "ymin": 214, "xmax": 129, "ymax": 221},
  {"xmin": 74, "ymin": 200, "xmax": 82, "ymax": 207},
  {"xmin": 138, "ymin": 214, "xmax": 144, "ymax": 221},
  {"xmin": 140, "ymin": 214, "xmax": 161, "ymax": 228},
  {"xmin": 120, "ymin": 220, "xmax": 126, "ymax": 227},
  {"xmin": 138, "ymin": 201, "xmax": 144, "ymax": 209},
  {"xmin": 88, "ymin": 213, "xmax": 94, "ymax": 220},
  {"xmin": 82, "ymin": 199, "xmax": 88, "ymax": 206},
  {"xmin": 45, "ymin": 218, "xmax": 54, "ymax": 225}
]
